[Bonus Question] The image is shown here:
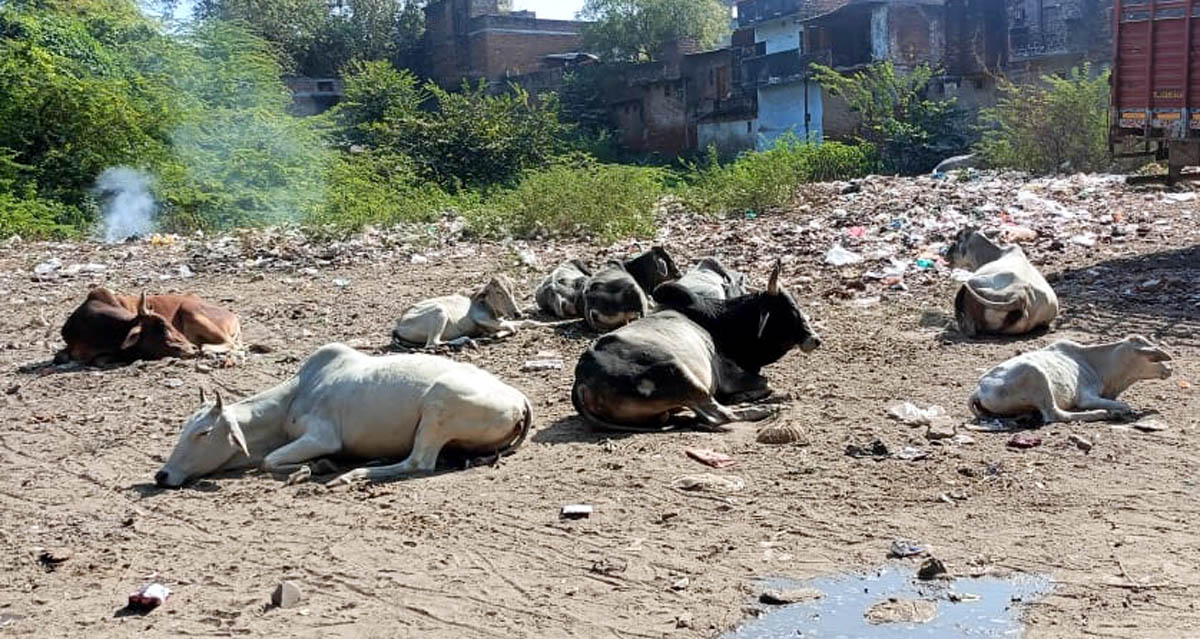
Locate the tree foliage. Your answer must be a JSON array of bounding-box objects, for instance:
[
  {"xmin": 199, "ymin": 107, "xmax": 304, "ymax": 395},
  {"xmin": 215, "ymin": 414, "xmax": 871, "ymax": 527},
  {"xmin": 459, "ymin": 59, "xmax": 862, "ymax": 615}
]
[
  {"xmin": 580, "ymin": 0, "xmax": 730, "ymax": 62},
  {"xmin": 194, "ymin": 0, "xmax": 425, "ymax": 77},
  {"xmin": 812, "ymin": 61, "xmax": 965, "ymax": 175},
  {"xmin": 975, "ymin": 64, "xmax": 1110, "ymax": 174}
]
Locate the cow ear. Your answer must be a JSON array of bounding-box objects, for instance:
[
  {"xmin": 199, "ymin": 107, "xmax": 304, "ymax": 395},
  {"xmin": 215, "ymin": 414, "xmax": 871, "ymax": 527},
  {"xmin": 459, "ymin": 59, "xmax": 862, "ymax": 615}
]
[
  {"xmin": 226, "ymin": 419, "xmax": 250, "ymax": 458},
  {"xmin": 655, "ymin": 257, "xmax": 668, "ymax": 277},
  {"xmin": 120, "ymin": 324, "xmax": 143, "ymax": 350},
  {"xmin": 138, "ymin": 292, "xmax": 150, "ymax": 316},
  {"xmin": 757, "ymin": 311, "xmax": 770, "ymax": 339},
  {"xmin": 767, "ymin": 260, "xmax": 782, "ymax": 295},
  {"xmin": 1138, "ymin": 346, "xmax": 1173, "ymax": 362}
]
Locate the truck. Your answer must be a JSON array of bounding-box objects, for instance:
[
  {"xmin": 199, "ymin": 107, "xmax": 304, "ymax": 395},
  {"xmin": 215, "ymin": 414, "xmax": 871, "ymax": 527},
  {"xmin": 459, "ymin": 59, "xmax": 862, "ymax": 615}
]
[{"xmin": 1111, "ymin": 0, "xmax": 1200, "ymax": 182}]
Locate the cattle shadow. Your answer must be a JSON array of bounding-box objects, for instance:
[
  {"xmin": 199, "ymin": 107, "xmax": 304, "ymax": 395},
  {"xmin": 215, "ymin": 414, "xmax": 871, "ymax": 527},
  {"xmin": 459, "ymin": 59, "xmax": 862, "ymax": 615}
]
[
  {"xmin": 1051, "ymin": 245, "xmax": 1200, "ymax": 346},
  {"xmin": 113, "ymin": 605, "xmax": 155, "ymax": 618},
  {"xmin": 532, "ymin": 414, "xmax": 723, "ymax": 445}
]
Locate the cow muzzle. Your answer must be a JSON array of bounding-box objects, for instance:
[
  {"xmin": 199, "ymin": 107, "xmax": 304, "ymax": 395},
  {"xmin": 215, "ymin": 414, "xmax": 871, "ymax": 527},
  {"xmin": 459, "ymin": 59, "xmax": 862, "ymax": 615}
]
[
  {"xmin": 800, "ymin": 335, "xmax": 821, "ymax": 353},
  {"xmin": 154, "ymin": 469, "xmax": 172, "ymax": 487}
]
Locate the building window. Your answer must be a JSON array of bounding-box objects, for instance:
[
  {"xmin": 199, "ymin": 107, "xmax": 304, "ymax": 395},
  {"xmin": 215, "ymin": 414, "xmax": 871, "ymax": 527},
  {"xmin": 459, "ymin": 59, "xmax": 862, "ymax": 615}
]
[
  {"xmin": 974, "ymin": 78, "xmax": 985, "ymax": 90},
  {"xmin": 317, "ymin": 81, "xmax": 334, "ymax": 93},
  {"xmin": 746, "ymin": 121, "xmax": 752, "ymax": 133}
]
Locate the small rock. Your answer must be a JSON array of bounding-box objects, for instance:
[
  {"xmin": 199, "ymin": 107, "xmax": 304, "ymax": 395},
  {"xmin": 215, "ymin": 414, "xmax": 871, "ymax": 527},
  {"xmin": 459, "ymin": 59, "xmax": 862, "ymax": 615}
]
[
  {"xmin": 865, "ymin": 598, "xmax": 937, "ymax": 625},
  {"xmin": 925, "ymin": 418, "xmax": 956, "ymax": 440},
  {"xmin": 674, "ymin": 612, "xmax": 693, "ymax": 629},
  {"xmin": 670, "ymin": 576, "xmax": 689, "ymax": 591},
  {"xmin": 332, "ymin": 278, "xmax": 350, "ymax": 288},
  {"xmin": 759, "ymin": 587, "xmax": 824, "ymax": 605},
  {"xmin": 1068, "ymin": 434, "xmax": 1093, "ymax": 453},
  {"xmin": 177, "ymin": 265, "xmax": 194, "ymax": 278},
  {"xmin": 917, "ymin": 557, "xmax": 948, "ymax": 580},
  {"xmin": 846, "ymin": 439, "xmax": 890, "ymax": 459},
  {"xmin": 1007, "ymin": 433, "xmax": 1042, "ymax": 449},
  {"xmin": 271, "ymin": 581, "xmax": 303, "ymax": 609},
  {"xmin": 162, "ymin": 377, "xmax": 184, "ymax": 389},
  {"xmin": 672, "ymin": 474, "xmax": 745, "ymax": 493},
  {"xmin": 1131, "ymin": 417, "xmax": 1168, "ymax": 432}
]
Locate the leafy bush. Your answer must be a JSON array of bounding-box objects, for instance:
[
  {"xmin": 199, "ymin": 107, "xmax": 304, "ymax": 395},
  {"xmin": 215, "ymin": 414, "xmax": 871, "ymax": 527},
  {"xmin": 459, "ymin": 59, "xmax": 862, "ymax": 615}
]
[
  {"xmin": 465, "ymin": 157, "xmax": 665, "ymax": 242},
  {"xmin": 681, "ymin": 136, "xmax": 876, "ymax": 217},
  {"xmin": 307, "ymin": 150, "xmax": 455, "ymax": 229},
  {"xmin": 331, "ymin": 59, "xmax": 426, "ymax": 148},
  {"xmin": 975, "ymin": 64, "xmax": 1110, "ymax": 174},
  {"xmin": 812, "ymin": 61, "xmax": 965, "ymax": 175}
]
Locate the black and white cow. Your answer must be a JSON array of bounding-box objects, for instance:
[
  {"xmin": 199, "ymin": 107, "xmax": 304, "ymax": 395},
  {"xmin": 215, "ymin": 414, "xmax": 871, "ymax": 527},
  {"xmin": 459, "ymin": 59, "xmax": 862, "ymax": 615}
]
[
  {"xmin": 572, "ymin": 261, "xmax": 821, "ymax": 431},
  {"xmin": 580, "ymin": 247, "xmax": 681, "ymax": 332},
  {"xmin": 653, "ymin": 257, "xmax": 748, "ymax": 306},
  {"xmin": 534, "ymin": 259, "xmax": 591, "ymax": 319}
]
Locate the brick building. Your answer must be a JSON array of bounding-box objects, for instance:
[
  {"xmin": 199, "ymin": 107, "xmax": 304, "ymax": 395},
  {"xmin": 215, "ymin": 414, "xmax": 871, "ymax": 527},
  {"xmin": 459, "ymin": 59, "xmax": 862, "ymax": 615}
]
[{"xmin": 423, "ymin": 0, "xmax": 588, "ymax": 89}]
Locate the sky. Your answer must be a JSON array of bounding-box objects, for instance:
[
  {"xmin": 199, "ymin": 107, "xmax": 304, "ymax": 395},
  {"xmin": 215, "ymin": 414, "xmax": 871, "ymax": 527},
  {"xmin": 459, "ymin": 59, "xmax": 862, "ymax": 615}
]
[{"xmin": 513, "ymin": 0, "xmax": 585, "ymax": 21}]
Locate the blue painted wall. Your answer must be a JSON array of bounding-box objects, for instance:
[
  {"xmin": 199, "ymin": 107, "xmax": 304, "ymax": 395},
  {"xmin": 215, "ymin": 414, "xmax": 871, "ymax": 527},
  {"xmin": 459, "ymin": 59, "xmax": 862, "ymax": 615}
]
[{"xmin": 756, "ymin": 80, "xmax": 824, "ymax": 149}]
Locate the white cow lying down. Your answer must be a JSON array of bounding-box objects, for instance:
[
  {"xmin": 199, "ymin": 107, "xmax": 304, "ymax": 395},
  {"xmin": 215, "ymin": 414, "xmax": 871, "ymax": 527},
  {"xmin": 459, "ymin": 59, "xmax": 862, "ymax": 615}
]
[
  {"xmin": 969, "ymin": 335, "xmax": 1173, "ymax": 424},
  {"xmin": 393, "ymin": 275, "xmax": 564, "ymax": 348},
  {"xmin": 154, "ymin": 343, "xmax": 533, "ymax": 487},
  {"xmin": 945, "ymin": 228, "xmax": 1058, "ymax": 336}
]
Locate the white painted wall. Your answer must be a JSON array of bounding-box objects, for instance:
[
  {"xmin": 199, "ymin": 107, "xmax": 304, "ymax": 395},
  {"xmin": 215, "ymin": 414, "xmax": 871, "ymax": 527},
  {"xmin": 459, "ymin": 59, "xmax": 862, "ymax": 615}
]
[{"xmin": 754, "ymin": 17, "xmax": 804, "ymax": 55}]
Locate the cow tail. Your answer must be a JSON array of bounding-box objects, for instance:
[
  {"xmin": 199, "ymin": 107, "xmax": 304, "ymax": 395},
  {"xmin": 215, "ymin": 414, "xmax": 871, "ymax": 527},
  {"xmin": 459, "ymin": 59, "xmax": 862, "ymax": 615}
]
[
  {"xmin": 967, "ymin": 389, "xmax": 985, "ymax": 418},
  {"xmin": 497, "ymin": 396, "xmax": 533, "ymax": 459}
]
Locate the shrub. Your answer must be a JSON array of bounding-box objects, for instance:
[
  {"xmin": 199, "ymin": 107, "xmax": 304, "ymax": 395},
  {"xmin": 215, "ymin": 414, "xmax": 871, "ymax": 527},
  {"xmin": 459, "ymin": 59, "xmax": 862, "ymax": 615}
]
[
  {"xmin": 976, "ymin": 64, "xmax": 1110, "ymax": 174},
  {"xmin": 306, "ymin": 150, "xmax": 455, "ymax": 229},
  {"xmin": 812, "ymin": 61, "xmax": 965, "ymax": 175},
  {"xmin": 681, "ymin": 136, "xmax": 876, "ymax": 217},
  {"xmin": 465, "ymin": 157, "xmax": 665, "ymax": 242}
]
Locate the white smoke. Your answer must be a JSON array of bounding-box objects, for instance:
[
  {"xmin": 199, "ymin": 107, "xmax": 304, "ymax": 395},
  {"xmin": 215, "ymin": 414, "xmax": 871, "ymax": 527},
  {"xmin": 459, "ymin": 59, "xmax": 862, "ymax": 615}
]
[{"xmin": 96, "ymin": 167, "xmax": 156, "ymax": 243}]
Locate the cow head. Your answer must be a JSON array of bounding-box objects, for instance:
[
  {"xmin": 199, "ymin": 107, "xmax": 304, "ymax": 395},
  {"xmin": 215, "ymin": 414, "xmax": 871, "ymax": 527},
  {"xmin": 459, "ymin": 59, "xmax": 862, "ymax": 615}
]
[
  {"xmin": 943, "ymin": 227, "xmax": 1004, "ymax": 271},
  {"xmin": 121, "ymin": 293, "xmax": 196, "ymax": 360},
  {"xmin": 155, "ymin": 388, "xmax": 250, "ymax": 488},
  {"xmin": 1117, "ymin": 335, "xmax": 1174, "ymax": 382},
  {"xmin": 624, "ymin": 246, "xmax": 682, "ymax": 294},
  {"xmin": 733, "ymin": 261, "xmax": 821, "ymax": 371},
  {"xmin": 584, "ymin": 262, "xmax": 649, "ymax": 331},
  {"xmin": 476, "ymin": 275, "xmax": 522, "ymax": 319}
]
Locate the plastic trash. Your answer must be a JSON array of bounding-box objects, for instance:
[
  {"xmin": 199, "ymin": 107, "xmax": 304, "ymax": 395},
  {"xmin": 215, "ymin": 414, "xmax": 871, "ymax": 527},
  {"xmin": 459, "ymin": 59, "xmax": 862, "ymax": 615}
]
[
  {"xmin": 888, "ymin": 402, "xmax": 947, "ymax": 426},
  {"xmin": 915, "ymin": 257, "xmax": 936, "ymax": 270},
  {"xmin": 825, "ymin": 244, "xmax": 863, "ymax": 266},
  {"xmin": 1070, "ymin": 233, "xmax": 1097, "ymax": 247},
  {"xmin": 128, "ymin": 583, "xmax": 170, "ymax": 610},
  {"xmin": 560, "ymin": 504, "xmax": 593, "ymax": 520}
]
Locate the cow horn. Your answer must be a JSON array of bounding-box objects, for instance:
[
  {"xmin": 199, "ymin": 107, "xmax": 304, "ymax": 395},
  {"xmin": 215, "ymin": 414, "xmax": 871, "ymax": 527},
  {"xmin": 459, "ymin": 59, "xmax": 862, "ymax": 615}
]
[
  {"xmin": 138, "ymin": 292, "xmax": 150, "ymax": 316},
  {"xmin": 767, "ymin": 259, "xmax": 782, "ymax": 295},
  {"xmin": 213, "ymin": 389, "xmax": 224, "ymax": 410},
  {"xmin": 199, "ymin": 388, "xmax": 207, "ymax": 404}
]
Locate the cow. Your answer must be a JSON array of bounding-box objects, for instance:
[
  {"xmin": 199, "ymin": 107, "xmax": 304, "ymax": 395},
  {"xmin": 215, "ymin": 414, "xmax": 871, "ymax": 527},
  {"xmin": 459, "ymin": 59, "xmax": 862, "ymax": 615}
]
[
  {"xmin": 968, "ymin": 335, "xmax": 1173, "ymax": 424},
  {"xmin": 944, "ymin": 228, "xmax": 1058, "ymax": 337},
  {"xmin": 580, "ymin": 247, "xmax": 682, "ymax": 332},
  {"xmin": 153, "ymin": 343, "xmax": 533, "ymax": 487},
  {"xmin": 534, "ymin": 259, "xmax": 591, "ymax": 319},
  {"xmin": 56, "ymin": 288, "xmax": 241, "ymax": 364},
  {"xmin": 572, "ymin": 261, "xmax": 821, "ymax": 431},
  {"xmin": 653, "ymin": 257, "xmax": 748, "ymax": 306},
  {"xmin": 392, "ymin": 275, "xmax": 564, "ymax": 349}
]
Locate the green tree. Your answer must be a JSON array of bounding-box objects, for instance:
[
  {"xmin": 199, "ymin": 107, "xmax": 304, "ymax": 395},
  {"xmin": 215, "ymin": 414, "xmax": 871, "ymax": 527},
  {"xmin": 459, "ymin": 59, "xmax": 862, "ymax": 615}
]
[
  {"xmin": 580, "ymin": 0, "xmax": 730, "ymax": 62},
  {"xmin": 331, "ymin": 59, "xmax": 427, "ymax": 148},
  {"xmin": 975, "ymin": 64, "xmax": 1110, "ymax": 174},
  {"xmin": 812, "ymin": 61, "xmax": 965, "ymax": 175}
]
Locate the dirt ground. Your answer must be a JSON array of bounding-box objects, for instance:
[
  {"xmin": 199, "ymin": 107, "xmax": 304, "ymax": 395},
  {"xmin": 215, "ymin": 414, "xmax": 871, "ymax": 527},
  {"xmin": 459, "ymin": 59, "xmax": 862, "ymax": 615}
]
[{"xmin": 0, "ymin": 175, "xmax": 1197, "ymax": 639}]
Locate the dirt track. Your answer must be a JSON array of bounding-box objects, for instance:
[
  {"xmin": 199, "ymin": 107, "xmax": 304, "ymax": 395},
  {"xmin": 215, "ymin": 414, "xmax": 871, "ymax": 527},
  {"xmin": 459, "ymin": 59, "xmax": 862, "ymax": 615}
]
[{"xmin": 0, "ymin": 175, "xmax": 1197, "ymax": 638}]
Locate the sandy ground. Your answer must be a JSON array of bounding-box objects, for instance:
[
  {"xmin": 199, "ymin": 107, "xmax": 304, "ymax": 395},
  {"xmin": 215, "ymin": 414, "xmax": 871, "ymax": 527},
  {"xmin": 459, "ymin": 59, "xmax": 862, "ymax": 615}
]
[{"xmin": 0, "ymin": 176, "xmax": 1197, "ymax": 638}]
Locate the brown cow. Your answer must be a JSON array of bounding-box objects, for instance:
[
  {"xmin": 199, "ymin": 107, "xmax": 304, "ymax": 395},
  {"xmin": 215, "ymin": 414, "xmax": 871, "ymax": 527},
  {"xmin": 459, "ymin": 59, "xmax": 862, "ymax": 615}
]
[{"xmin": 56, "ymin": 288, "xmax": 241, "ymax": 364}]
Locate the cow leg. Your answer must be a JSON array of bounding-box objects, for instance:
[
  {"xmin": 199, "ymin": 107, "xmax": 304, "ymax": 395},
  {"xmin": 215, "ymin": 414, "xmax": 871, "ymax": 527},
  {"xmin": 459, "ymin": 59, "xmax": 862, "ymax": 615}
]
[
  {"xmin": 422, "ymin": 312, "xmax": 452, "ymax": 348},
  {"xmin": 183, "ymin": 313, "xmax": 237, "ymax": 353},
  {"xmin": 261, "ymin": 428, "xmax": 341, "ymax": 484},
  {"xmin": 688, "ymin": 397, "xmax": 779, "ymax": 431},
  {"xmin": 335, "ymin": 412, "xmax": 446, "ymax": 484},
  {"xmin": 1075, "ymin": 394, "xmax": 1135, "ymax": 420}
]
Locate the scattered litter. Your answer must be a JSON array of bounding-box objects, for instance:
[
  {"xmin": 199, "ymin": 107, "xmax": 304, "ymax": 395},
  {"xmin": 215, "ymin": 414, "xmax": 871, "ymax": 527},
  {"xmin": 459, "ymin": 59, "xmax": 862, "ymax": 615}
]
[
  {"xmin": 1068, "ymin": 434, "xmax": 1093, "ymax": 453},
  {"xmin": 950, "ymin": 433, "xmax": 976, "ymax": 446},
  {"xmin": 1007, "ymin": 433, "xmax": 1043, "ymax": 449},
  {"xmin": 894, "ymin": 446, "xmax": 930, "ymax": 461},
  {"xmin": 684, "ymin": 448, "xmax": 737, "ymax": 469},
  {"xmin": 176, "ymin": 264, "xmax": 194, "ymax": 278},
  {"xmin": 33, "ymin": 258, "xmax": 62, "ymax": 280},
  {"xmin": 560, "ymin": 504, "xmax": 593, "ymax": 520},
  {"xmin": 1001, "ymin": 225, "xmax": 1038, "ymax": 242},
  {"xmin": 865, "ymin": 598, "xmax": 938, "ymax": 625},
  {"xmin": 36, "ymin": 547, "xmax": 73, "ymax": 571},
  {"xmin": 1163, "ymin": 192, "xmax": 1196, "ymax": 203},
  {"xmin": 516, "ymin": 248, "xmax": 540, "ymax": 268},
  {"xmin": 672, "ymin": 474, "xmax": 745, "ymax": 493},
  {"xmin": 888, "ymin": 401, "xmax": 947, "ymax": 426},
  {"xmin": 162, "ymin": 378, "xmax": 184, "ymax": 389},
  {"xmin": 846, "ymin": 226, "xmax": 867, "ymax": 238},
  {"xmin": 917, "ymin": 557, "xmax": 949, "ymax": 580},
  {"xmin": 888, "ymin": 540, "xmax": 927, "ymax": 558},
  {"xmin": 915, "ymin": 257, "xmax": 936, "ymax": 270},
  {"xmin": 270, "ymin": 581, "xmax": 303, "ymax": 609},
  {"xmin": 410, "ymin": 254, "xmax": 429, "ymax": 264},
  {"xmin": 521, "ymin": 358, "xmax": 563, "ymax": 371},
  {"xmin": 1070, "ymin": 233, "xmax": 1097, "ymax": 247},
  {"xmin": 127, "ymin": 583, "xmax": 170, "ymax": 611},
  {"xmin": 851, "ymin": 295, "xmax": 881, "ymax": 308},
  {"xmin": 846, "ymin": 439, "xmax": 890, "ymax": 459},
  {"xmin": 824, "ymin": 244, "xmax": 863, "ymax": 266},
  {"xmin": 759, "ymin": 588, "xmax": 823, "ymax": 605},
  {"xmin": 670, "ymin": 576, "xmax": 690, "ymax": 591}
]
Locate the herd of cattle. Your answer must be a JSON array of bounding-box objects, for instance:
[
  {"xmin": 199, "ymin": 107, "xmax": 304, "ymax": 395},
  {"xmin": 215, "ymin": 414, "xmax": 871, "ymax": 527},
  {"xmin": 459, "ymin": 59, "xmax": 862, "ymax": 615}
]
[{"xmin": 51, "ymin": 228, "xmax": 1174, "ymax": 488}]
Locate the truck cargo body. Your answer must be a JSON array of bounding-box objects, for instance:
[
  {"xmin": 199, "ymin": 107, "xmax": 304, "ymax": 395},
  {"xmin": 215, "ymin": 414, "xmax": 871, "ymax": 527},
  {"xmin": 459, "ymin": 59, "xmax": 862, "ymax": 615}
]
[{"xmin": 1112, "ymin": 0, "xmax": 1200, "ymax": 178}]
